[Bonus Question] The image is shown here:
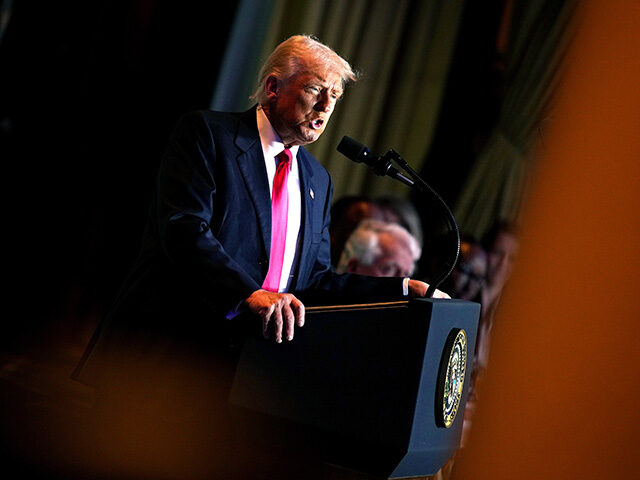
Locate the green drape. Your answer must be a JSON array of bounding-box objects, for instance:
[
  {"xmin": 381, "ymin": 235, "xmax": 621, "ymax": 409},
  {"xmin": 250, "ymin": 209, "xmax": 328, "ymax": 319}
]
[{"xmin": 453, "ymin": 0, "xmax": 578, "ymax": 239}]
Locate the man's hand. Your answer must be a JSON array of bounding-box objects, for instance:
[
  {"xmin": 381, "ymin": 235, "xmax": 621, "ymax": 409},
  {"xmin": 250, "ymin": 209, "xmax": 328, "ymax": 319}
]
[
  {"xmin": 243, "ymin": 289, "xmax": 305, "ymax": 343},
  {"xmin": 408, "ymin": 279, "xmax": 451, "ymax": 299}
]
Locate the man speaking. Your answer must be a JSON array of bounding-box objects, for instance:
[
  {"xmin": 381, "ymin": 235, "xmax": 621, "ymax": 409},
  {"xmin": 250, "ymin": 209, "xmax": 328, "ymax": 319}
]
[
  {"xmin": 74, "ymin": 34, "xmax": 447, "ymax": 392},
  {"xmin": 71, "ymin": 33, "xmax": 450, "ymax": 479}
]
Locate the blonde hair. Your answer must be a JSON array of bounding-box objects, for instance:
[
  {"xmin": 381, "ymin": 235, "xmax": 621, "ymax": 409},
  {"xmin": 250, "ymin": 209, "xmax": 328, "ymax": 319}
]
[{"xmin": 250, "ymin": 34, "xmax": 358, "ymax": 104}]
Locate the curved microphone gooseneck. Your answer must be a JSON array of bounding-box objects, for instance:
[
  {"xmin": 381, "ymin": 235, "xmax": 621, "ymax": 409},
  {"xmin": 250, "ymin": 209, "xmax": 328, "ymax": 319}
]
[{"xmin": 336, "ymin": 136, "xmax": 460, "ymax": 298}]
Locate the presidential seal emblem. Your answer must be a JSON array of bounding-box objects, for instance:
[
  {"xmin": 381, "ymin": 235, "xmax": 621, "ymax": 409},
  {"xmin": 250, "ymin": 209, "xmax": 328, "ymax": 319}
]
[{"xmin": 435, "ymin": 328, "xmax": 468, "ymax": 428}]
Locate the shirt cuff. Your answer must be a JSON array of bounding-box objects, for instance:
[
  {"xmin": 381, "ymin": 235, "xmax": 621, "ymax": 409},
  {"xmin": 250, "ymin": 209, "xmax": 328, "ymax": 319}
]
[{"xmin": 403, "ymin": 277, "xmax": 410, "ymax": 297}]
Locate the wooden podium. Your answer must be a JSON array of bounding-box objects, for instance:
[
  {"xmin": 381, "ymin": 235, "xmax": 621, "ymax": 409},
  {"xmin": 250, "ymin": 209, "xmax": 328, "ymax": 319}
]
[{"xmin": 229, "ymin": 298, "xmax": 480, "ymax": 479}]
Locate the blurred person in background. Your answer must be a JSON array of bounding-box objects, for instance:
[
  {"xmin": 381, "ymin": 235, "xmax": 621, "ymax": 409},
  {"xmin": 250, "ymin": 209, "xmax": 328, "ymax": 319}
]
[
  {"xmin": 329, "ymin": 195, "xmax": 385, "ymax": 268},
  {"xmin": 462, "ymin": 222, "xmax": 518, "ymax": 449},
  {"xmin": 336, "ymin": 219, "xmax": 422, "ymax": 278},
  {"xmin": 472, "ymin": 220, "xmax": 519, "ymax": 387},
  {"xmin": 441, "ymin": 234, "xmax": 488, "ymax": 302},
  {"xmin": 374, "ymin": 195, "xmax": 424, "ymax": 250},
  {"xmin": 481, "ymin": 220, "xmax": 519, "ymax": 316}
]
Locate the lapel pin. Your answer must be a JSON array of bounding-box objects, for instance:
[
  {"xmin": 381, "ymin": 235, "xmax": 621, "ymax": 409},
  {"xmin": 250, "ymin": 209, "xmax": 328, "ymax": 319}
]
[{"xmin": 309, "ymin": 188, "xmax": 314, "ymax": 199}]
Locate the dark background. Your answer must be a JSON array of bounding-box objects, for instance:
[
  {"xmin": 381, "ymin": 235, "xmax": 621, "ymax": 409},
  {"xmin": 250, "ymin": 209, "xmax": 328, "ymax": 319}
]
[{"xmin": 1, "ymin": 1, "xmax": 237, "ymax": 352}]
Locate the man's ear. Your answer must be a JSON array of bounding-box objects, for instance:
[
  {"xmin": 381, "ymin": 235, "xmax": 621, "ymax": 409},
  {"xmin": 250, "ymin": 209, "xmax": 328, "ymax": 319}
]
[{"xmin": 265, "ymin": 75, "xmax": 279, "ymax": 100}]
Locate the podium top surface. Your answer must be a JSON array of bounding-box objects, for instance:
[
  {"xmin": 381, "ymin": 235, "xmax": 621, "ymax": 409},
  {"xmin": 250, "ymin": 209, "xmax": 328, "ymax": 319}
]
[{"xmin": 305, "ymin": 297, "xmax": 476, "ymax": 314}]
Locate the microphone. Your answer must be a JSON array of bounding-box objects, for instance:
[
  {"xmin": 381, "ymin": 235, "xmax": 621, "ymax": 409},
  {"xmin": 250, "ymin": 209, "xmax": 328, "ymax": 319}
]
[
  {"xmin": 337, "ymin": 136, "xmax": 414, "ymax": 186},
  {"xmin": 336, "ymin": 136, "xmax": 375, "ymax": 165}
]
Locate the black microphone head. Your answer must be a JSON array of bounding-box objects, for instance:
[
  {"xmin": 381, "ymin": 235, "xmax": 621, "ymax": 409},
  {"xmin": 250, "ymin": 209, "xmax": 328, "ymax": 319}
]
[{"xmin": 337, "ymin": 136, "xmax": 369, "ymax": 163}]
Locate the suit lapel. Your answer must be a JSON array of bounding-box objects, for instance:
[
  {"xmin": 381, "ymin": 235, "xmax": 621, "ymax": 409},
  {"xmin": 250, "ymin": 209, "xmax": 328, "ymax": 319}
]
[
  {"xmin": 295, "ymin": 148, "xmax": 316, "ymax": 289},
  {"xmin": 234, "ymin": 108, "xmax": 272, "ymax": 256}
]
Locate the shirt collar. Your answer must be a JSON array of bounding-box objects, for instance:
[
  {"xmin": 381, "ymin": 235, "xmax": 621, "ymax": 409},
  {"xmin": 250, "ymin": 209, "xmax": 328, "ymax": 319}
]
[{"xmin": 256, "ymin": 106, "xmax": 299, "ymax": 166}]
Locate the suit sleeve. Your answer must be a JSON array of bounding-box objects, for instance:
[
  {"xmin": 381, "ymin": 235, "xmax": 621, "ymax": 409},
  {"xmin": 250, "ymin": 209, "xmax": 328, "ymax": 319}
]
[{"xmin": 156, "ymin": 112, "xmax": 261, "ymax": 313}]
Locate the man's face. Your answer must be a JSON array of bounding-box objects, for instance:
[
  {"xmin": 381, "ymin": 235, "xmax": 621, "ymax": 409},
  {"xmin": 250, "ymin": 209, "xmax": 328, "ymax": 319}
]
[
  {"xmin": 349, "ymin": 232, "xmax": 416, "ymax": 278},
  {"xmin": 265, "ymin": 62, "xmax": 343, "ymax": 146},
  {"xmin": 488, "ymin": 231, "xmax": 518, "ymax": 287},
  {"xmin": 452, "ymin": 243, "xmax": 488, "ymax": 300}
]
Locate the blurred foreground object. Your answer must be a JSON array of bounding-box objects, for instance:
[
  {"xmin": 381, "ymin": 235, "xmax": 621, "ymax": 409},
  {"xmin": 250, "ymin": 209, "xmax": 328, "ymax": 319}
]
[{"xmin": 452, "ymin": 1, "xmax": 640, "ymax": 478}]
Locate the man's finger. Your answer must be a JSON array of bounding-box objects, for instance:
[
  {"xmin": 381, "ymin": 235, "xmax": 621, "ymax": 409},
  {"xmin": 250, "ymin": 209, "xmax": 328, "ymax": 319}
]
[
  {"xmin": 282, "ymin": 302, "xmax": 295, "ymax": 341},
  {"xmin": 262, "ymin": 304, "xmax": 275, "ymax": 339},
  {"xmin": 272, "ymin": 304, "xmax": 284, "ymax": 343},
  {"xmin": 291, "ymin": 296, "xmax": 305, "ymax": 327}
]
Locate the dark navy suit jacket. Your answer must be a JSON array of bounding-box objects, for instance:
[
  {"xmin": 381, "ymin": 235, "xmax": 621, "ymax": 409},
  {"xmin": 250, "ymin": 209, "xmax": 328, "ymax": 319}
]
[{"xmin": 73, "ymin": 108, "xmax": 404, "ymax": 386}]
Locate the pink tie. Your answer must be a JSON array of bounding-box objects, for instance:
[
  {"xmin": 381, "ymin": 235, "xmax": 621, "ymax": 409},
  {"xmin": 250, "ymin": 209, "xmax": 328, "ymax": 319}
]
[{"xmin": 262, "ymin": 148, "xmax": 292, "ymax": 292}]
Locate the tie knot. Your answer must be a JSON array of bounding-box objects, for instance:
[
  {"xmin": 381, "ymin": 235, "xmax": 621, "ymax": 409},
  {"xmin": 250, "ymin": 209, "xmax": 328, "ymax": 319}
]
[{"xmin": 277, "ymin": 148, "xmax": 293, "ymax": 167}]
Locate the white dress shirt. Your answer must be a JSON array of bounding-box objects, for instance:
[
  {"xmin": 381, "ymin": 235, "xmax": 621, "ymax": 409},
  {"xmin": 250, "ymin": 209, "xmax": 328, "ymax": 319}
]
[{"xmin": 256, "ymin": 106, "xmax": 302, "ymax": 293}]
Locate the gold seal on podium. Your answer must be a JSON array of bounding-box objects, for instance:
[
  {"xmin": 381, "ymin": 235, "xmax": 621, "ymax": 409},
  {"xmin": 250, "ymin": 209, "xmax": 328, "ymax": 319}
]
[{"xmin": 436, "ymin": 328, "xmax": 468, "ymax": 428}]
